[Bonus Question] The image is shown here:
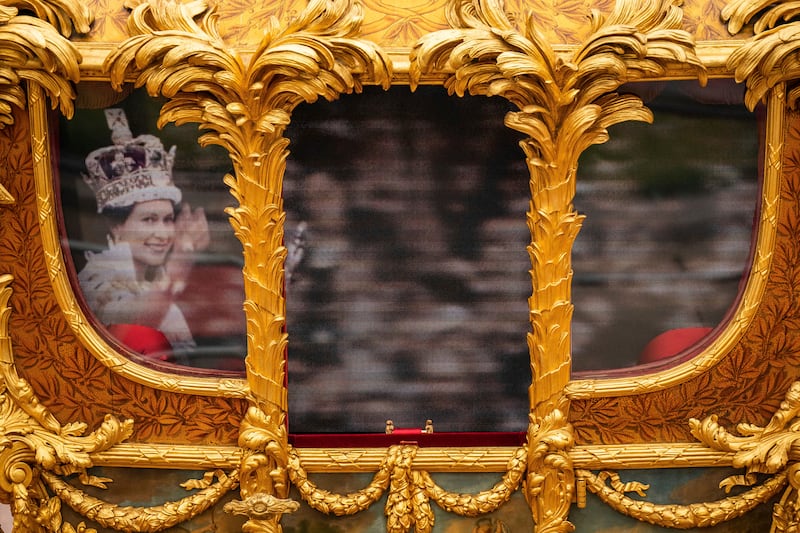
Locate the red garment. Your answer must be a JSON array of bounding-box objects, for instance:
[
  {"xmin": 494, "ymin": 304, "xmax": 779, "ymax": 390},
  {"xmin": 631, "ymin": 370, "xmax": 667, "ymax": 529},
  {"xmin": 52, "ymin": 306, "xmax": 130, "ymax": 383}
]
[{"xmin": 107, "ymin": 323, "xmax": 173, "ymax": 361}]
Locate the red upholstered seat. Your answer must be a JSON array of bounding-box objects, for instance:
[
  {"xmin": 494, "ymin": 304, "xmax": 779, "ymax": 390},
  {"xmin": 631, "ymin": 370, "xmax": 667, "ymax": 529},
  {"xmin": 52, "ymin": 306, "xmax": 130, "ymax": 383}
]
[{"xmin": 638, "ymin": 327, "xmax": 713, "ymax": 364}]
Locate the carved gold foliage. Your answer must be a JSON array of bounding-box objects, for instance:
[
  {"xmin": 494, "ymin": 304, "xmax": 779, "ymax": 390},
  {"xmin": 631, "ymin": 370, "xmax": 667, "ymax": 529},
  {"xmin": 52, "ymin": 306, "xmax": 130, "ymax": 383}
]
[
  {"xmin": 410, "ymin": 0, "xmax": 704, "ymax": 529},
  {"xmin": 525, "ymin": 402, "xmax": 574, "ymax": 533},
  {"xmin": 689, "ymin": 380, "xmax": 800, "ymax": 531},
  {"xmin": 690, "ymin": 381, "xmax": 800, "ymax": 479},
  {"xmin": 0, "ymin": 274, "xmax": 135, "ymax": 531},
  {"xmin": 773, "ymin": 464, "xmax": 800, "ymax": 532},
  {"xmin": 577, "ymin": 469, "xmax": 787, "ymax": 528},
  {"xmin": 228, "ymin": 406, "xmax": 294, "ymax": 532},
  {"xmin": 414, "ymin": 445, "xmax": 528, "ymax": 515},
  {"xmin": 43, "ymin": 469, "xmax": 238, "ymax": 532},
  {"xmin": 723, "ymin": 0, "xmax": 800, "ymax": 109},
  {"xmin": 287, "ymin": 444, "xmax": 528, "ymax": 533},
  {"xmin": 0, "ymin": 0, "xmax": 91, "ymax": 127},
  {"xmin": 104, "ymin": 1, "xmax": 391, "ymax": 530},
  {"xmin": 410, "ymin": 0, "xmax": 706, "ymax": 418},
  {"xmin": 287, "ymin": 445, "xmax": 395, "ymax": 515}
]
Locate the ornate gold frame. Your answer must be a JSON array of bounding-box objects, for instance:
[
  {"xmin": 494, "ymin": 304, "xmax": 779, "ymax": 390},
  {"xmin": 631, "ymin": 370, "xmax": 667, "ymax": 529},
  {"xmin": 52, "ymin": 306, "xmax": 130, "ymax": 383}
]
[{"xmin": 1, "ymin": 0, "xmax": 800, "ymax": 530}]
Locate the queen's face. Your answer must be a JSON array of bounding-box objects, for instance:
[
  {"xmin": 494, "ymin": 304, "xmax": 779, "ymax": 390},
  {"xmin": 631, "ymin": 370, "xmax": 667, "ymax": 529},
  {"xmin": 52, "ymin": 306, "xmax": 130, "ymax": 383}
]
[{"xmin": 112, "ymin": 200, "xmax": 176, "ymax": 273}]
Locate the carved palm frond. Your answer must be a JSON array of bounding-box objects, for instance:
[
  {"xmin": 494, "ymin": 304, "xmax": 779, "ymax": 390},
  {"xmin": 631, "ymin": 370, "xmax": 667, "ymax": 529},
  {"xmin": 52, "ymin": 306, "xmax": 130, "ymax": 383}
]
[
  {"xmin": 412, "ymin": 2, "xmax": 703, "ymax": 529},
  {"xmin": 108, "ymin": 0, "xmax": 391, "ymax": 152},
  {"xmin": 0, "ymin": 6, "xmax": 86, "ymax": 126},
  {"xmin": 727, "ymin": 23, "xmax": 800, "ymax": 109},
  {"xmin": 411, "ymin": 0, "xmax": 705, "ymax": 418},
  {"xmin": 721, "ymin": 0, "xmax": 797, "ymax": 35},
  {"xmin": 3, "ymin": 0, "xmax": 91, "ymax": 36},
  {"xmin": 106, "ymin": 1, "xmax": 392, "ymax": 524},
  {"xmin": 106, "ymin": 0, "xmax": 391, "ymax": 400},
  {"xmin": 722, "ymin": 0, "xmax": 800, "ymax": 108}
]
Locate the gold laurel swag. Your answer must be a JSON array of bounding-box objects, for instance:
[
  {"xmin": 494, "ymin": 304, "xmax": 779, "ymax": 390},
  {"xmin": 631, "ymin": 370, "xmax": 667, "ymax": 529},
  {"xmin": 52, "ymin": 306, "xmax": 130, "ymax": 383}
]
[
  {"xmin": 576, "ymin": 381, "xmax": 800, "ymax": 529},
  {"xmin": 287, "ymin": 444, "xmax": 528, "ymax": 533},
  {"xmin": 723, "ymin": 0, "xmax": 800, "ymax": 109},
  {"xmin": 43, "ymin": 469, "xmax": 239, "ymax": 533},
  {"xmin": 410, "ymin": 0, "xmax": 704, "ymax": 531},
  {"xmin": 576, "ymin": 469, "xmax": 787, "ymax": 528},
  {"xmin": 104, "ymin": 0, "xmax": 390, "ymax": 531}
]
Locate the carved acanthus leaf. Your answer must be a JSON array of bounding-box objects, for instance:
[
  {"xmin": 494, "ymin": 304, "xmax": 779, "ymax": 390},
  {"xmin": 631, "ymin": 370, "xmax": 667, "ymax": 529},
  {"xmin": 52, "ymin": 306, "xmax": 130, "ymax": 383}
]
[
  {"xmin": 0, "ymin": 0, "xmax": 91, "ymax": 127},
  {"xmin": 690, "ymin": 381, "xmax": 800, "ymax": 479},
  {"xmin": 722, "ymin": 0, "xmax": 800, "ymax": 108},
  {"xmin": 4, "ymin": 0, "xmax": 91, "ymax": 36}
]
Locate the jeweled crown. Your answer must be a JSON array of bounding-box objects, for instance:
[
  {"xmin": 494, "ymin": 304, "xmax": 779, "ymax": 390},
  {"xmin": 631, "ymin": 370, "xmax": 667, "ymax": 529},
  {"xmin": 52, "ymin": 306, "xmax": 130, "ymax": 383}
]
[{"xmin": 83, "ymin": 109, "xmax": 181, "ymax": 213}]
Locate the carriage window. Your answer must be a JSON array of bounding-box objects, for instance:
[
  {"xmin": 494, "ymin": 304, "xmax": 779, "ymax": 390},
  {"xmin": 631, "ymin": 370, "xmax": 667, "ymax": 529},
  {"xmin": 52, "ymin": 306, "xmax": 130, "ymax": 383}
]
[
  {"xmin": 571, "ymin": 80, "xmax": 760, "ymax": 373},
  {"xmin": 285, "ymin": 86, "xmax": 532, "ymax": 433},
  {"xmin": 285, "ymin": 81, "xmax": 761, "ymax": 433},
  {"xmin": 58, "ymin": 88, "xmax": 247, "ymax": 373}
]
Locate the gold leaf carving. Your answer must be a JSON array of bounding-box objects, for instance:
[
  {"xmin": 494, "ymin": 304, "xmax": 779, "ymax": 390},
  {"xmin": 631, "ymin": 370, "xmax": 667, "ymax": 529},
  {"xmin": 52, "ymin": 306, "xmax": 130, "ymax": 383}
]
[
  {"xmin": 105, "ymin": 2, "xmax": 391, "ymax": 529},
  {"xmin": 410, "ymin": 0, "xmax": 705, "ymax": 417},
  {"xmin": 0, "ymin": 274, "xmax": 135, "ymax": 531},
  {"xmin": 578, "ymin": 469, "xmax": 787, "ymax": 528},
  {"xmin": 0, "ymin": 0, "xmax": 91, "ymax": 127},
  {"xmin": 288, "ymin": 444, "xmax": 527, "ymax": 533},
  {"xmin": 723, "ymin": 0, "xmax": 800, "ymax": 109},
  {"xmin": 410, "ymin": 0, "xmax": 704, "ymax": 529},
  {"xmin": 414, "ymin": 445, "xmax": 527, "ymax": 515},
  {"xmin": 287, "ymin": 445, "xmax": 394, "ymax": 515},
  {"xmin": 43, "ymin": 469, "xmax": 238, "ymax": 531},
  {"xmin": 689, "ymin": 380, "xmax": 800, "ymax": 530}
]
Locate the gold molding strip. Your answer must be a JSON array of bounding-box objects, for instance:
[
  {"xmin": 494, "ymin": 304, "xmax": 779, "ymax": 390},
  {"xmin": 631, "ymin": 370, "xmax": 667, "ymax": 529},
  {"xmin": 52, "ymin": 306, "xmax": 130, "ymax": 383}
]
[
  {"xmin": 74, "ymin": 41, "xmax": 748, "ymax": 84},
  {"xmin": 85, "ymin": 443, "xmax": 734, "ymax": 472}
]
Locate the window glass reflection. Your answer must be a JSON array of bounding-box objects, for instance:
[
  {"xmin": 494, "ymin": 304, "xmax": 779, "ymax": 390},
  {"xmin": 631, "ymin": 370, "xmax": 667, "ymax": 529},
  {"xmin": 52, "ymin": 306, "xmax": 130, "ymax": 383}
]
[
  {"xmin": 59, "ymin": 88, "xmax": 247, "ymax": 373},
  {"xmin": 285, "ymin": 87, "xmax": 532, "ymax": 433},
  {"xmin": 572, "ymin": 80, "xmax": 760, "ymax": 372}
]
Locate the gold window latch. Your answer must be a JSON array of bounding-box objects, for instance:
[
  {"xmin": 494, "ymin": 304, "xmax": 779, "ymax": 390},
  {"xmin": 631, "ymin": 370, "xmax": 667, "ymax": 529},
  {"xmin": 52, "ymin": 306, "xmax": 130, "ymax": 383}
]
[{"xmin": 385, "ymin": 419, "xmax": 434, "ymax": 435}]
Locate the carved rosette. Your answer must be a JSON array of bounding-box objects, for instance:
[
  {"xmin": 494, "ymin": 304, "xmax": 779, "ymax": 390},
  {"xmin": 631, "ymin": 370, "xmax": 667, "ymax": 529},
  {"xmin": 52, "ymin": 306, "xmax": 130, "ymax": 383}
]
[
  {"xmin": 104, "ymin": 0, "xmax": 391, "ymax": 530},
  {"xmin": 410, "ymin": 0, "xmax": 705, "ymax": 529}
]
